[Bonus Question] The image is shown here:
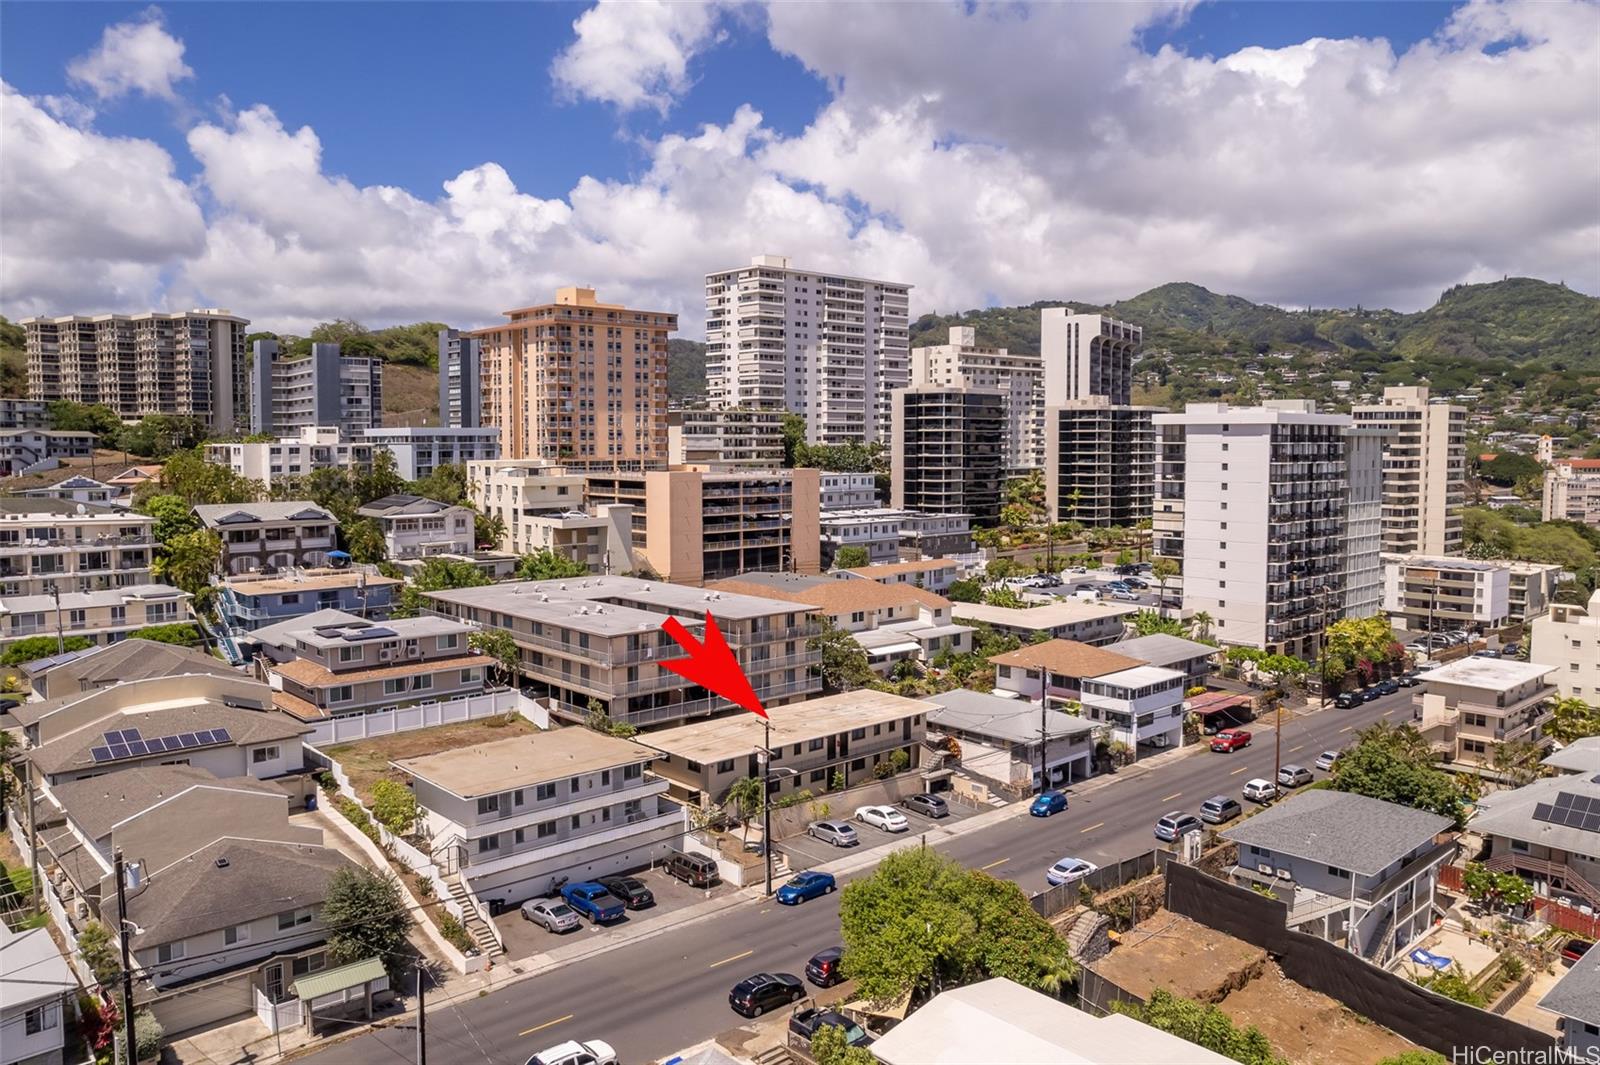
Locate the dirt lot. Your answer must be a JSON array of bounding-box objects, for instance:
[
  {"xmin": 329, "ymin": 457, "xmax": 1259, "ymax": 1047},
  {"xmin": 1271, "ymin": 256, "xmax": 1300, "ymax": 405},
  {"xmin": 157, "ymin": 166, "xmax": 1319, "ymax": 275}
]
[
  {"xmin": 324, "ymin": 715, "xmax": 540, "ymax": 802},
  {"xmin": 1223, "ymin": 962, "xmax": 1418, "ymax": 1065},
  {"xmin": 1093, "ymin": 911, "xmax": 1269, "ymax": 1003}
]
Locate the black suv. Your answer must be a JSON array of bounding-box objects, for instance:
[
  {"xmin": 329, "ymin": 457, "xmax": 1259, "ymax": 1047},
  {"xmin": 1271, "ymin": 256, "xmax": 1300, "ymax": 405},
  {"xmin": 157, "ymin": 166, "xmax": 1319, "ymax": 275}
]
[
  {"xmin": 806, "ymin": 946, "xmax": 844, "ymax": 987},
  {"xmin": 729, "ymin": 972, "xmax": 804, "ymax": 1017},
  {"xmin": 596, "ymin": 875, "xmax": 655, "ymax": 910},
  {"xmin": 1334, "ymin": 691, "xmax": 1362, "ymax": 709}
]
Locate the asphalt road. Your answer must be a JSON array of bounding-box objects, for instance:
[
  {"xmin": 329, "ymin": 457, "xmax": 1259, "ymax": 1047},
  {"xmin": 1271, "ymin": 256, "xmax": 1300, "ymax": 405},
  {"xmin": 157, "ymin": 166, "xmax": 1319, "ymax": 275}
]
[{"xmin": 298, "ymin": 688, "xmax": 1415, "ymax": 1065}]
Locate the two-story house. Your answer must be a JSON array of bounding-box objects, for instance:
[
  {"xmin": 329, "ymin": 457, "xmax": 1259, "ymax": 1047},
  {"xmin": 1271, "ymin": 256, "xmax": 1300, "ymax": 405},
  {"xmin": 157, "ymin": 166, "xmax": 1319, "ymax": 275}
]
[
  {"xmin": 0, "ymin": 583, "xmax": 189, "ymax": 656},
  {"xmin": 216, "ymin": 570, "xmax": 399, "ymax": 634},
  {"xmin": 925, "ymin": 688, "xmax": 1097, "ymax": 789},
  {"xmin": 1223, "ymin": 790, "xmax": 1455, "ymax": 966},
  {"xmin": 989, "ymin": 640, "xmax": 1143, "ymax": 704},
  {"xmin": 1079, "ymin": 665, "xmax": 1187, "ymax": 753},
  {"xmin": 1413, "ymin": 657, "xmax": 1559, "ymax": 769},
  {"xmin": 260, "ymin": 615, "xmax": 489, "ymax": 722},
  {"xmin": 23, "ymin": 637, "xmax": 239, "ymax": 701},
  {"xmin": 424, "ymin": 576, "xmax": 822, "ymax": 729},
  {"xmin": 0, "ymin": 926, "xmax": 76, "ymax": 1065},
  {"xmin": 1470, "ymin": 771, "xmax": 1600, "ymax": 911},
  {"xmin": 643, "ymin": 690, "xmax": 931, "ymax": 808},
  {"xmin": 709, "ymin": 573, "xmax": 973, "ymax": 676},
  {"xmin": 354, "ymin": 494, "xmax": 475, "ymax": 560},
  {"xmin": 16, "ymin": 674, "xmax": 310, "ymax": 788},
  {"xmin": 394, "ymin": 728, "xmax": 680, "ymax": 907},
  {"xmin": 193, "ymin": 502, "xmax": 339, "ymax": 576},
  {"xmin": 1539, "ymin": 946, "xmax": 1600, "ymax": 1063}
]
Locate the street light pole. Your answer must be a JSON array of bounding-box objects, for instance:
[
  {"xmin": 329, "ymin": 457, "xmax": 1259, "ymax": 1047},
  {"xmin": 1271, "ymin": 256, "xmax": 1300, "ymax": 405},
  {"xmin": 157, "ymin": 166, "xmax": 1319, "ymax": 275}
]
[
  {"xmin": 762, "ymin": 718, "xmax": 773, "ymax": 897},
  {"xmin": 1039, "ymin": 670, "xmax": 1049, "ymax": 793},
  {"xmin": 50, "ymin": 582, "xmax": 64, "ymax": 656}
]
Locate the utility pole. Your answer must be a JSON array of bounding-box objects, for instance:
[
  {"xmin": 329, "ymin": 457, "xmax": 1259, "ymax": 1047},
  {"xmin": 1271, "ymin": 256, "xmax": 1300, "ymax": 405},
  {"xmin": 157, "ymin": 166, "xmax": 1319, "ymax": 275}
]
[
  {"xmin": 114, "ymin": 850, "xmax": 136, "ymax": 1065},
  {"xmin": 1039, "ymin": 670, "xmax": 1049, "ymax": 793},
  {"xmin": 24, "ymin": 760, "xmax": 39, "ymax": 914},
  {"xmin": 415, "ymin": 959, "xmax": 427, "ymax": 1065},
  {"xmin": 51, "ymin": 582, "xmax": 64, "ymax": 656},
  {"xmin": 1273, "ymin": 699, "xmax": 1283, "ymax": 795},
  {"xmin": 762, "ymin": 718, "xmax": 773, "ymax": 897}
]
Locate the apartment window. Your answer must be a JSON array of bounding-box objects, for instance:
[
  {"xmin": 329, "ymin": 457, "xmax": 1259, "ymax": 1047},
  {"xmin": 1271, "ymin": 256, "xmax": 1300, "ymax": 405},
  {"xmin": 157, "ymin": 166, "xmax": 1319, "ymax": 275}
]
[
  {"xmin": 571, "ymin": 815, "xmax": 582, "ymax": 830},
  {"xmin": 716, "ymin": 759, "xmax": 735, "ymax": 774},
  {"xmin": 339, "ymin": 646, "xmax": 360, "ymax": 663},
  {"xmin": 623, "ymin": 764, "xmax": 642, "ymax": 781},
  {"xmin": 514, "ymin": 827, "xmax": 525, "ymax": 844},
  {"xmin": 292, "ymin": 953, "xmax": 326, "ymax": 978},
  {"xmin": 252, "ymin": 745, "xmax": 280, "ymax": 764},
  {"xmin": 278, "ymin": 908, "xmax": 314, "ymax": 931},
  {"xmin": 439, "ymin": 633, "xmax": 459, "ymax": 650},
  {"xmin": 851, "ymin": 758, "xmax": 866, "ymax": 771},
  {"xmin": 808, "ymin": 738, "xmax": 824, "ymax": 752},
  {"xmin": 1328, "ymin": 866, "xmax": 1351, "ymax": 879},
  {"xmin": 570, "ymin": 776, "xmax": 581, "ymax": 793},
  {"xmin": 601, "ymin": 769, "xmax": 611, "ymax": 785},
  {"xmin": 225, "ymin": 924, "xmax": 251, "ymax": 946},
  {"xmin": 24, "ymin": 1003, "xmax": 58, "ymax": 1036},
  {"xmin": 851, "ymin": 728, "xmax": 866, "ymax": 740},
  {"xmin": 810, "ymin": 769, "xmax": 827, "ymax": 784},
  {"xmin": 329, "ymin": 685, "xmax": 353, "ymax": 703},
  {"xmin": 477, "ymin": 795, "xmax": 499, "ymax": 815},
  {"xmin": 535, "ymin": 782, "xmax": 556, "ymax": 800},
  {"xmin": 477, "ymin": 836, "xmax": 499, "ymax": 854}
]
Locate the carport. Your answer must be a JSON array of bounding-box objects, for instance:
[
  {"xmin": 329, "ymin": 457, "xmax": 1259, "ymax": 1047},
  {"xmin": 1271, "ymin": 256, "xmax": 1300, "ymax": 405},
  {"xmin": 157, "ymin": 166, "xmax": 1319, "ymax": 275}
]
[
  {"xmin": 1187, "ymin": 692, "xmax": 1255, "ymax": 734},
  {"xmin": 290, "ymin": 957, "xmax": 389, "ymax": 1035}
]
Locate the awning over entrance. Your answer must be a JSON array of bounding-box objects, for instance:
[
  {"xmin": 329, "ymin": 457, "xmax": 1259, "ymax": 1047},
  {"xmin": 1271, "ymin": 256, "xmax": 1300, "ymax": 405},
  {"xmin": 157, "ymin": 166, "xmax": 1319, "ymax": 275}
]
[{"xmin": 290, "ymin": 957, "xmax": 386, "ymax": 1002}]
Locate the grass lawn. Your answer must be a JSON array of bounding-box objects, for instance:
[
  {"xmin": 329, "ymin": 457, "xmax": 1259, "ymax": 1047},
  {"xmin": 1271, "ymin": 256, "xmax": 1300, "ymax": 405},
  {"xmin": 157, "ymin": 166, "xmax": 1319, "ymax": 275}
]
[{"xmin": 324, "ymin": 715, "xmax": 540, "ymax": 803}]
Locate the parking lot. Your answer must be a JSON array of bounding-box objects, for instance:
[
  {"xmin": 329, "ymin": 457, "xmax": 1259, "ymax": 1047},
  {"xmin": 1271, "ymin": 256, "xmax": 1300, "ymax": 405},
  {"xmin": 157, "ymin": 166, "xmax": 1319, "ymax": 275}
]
[
  {"xmin": 493, "ymin": 861, "xmax": 739, "ymax": 958},
  {"xmin": 1004, "ymin": 567, "xmax": 1165, "ymax": 610},
  {"xmin": 777, "ymin": 795, "xmax": 989, "ymax": 872}
]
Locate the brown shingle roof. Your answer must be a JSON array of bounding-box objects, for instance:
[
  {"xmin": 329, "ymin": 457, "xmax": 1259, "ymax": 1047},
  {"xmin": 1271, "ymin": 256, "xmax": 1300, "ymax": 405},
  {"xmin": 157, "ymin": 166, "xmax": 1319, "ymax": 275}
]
[{"xmin": 988, "ymin": 639, "xmax": 1142, "ymax": 678}]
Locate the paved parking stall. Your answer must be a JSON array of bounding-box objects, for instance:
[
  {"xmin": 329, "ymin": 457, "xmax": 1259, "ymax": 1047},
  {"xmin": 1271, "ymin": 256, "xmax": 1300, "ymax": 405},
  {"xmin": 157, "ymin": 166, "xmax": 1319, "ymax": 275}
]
[
  {"xmin": 778, "ymin": 796, "xmax": 987, "ymax": 871},
  {"xmin": 494, "ymin": 863, "xmax": 738, "ymax": 958}
]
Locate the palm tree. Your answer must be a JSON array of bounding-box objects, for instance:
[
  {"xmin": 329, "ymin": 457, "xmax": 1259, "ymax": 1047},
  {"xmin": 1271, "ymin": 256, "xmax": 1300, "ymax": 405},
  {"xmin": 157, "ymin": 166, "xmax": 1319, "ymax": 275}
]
[
  {"xmin": 1189, "ymin": 611, "xmax": 1214, "ymax": 641},
  {"xmin": 724, "ymin": 777, "xmax": 765, "ymax": 846},
  {"xmin": 1152, "ymin": 558, "xmax": 1180, "ymax": 619},
  {"xmin": 1037, "ymin": 956, "xmax": 1080, "ymax": 999},
  {"xmin": 1134, "ymin": 518, "xmax": 1153, "ymax": 563}
]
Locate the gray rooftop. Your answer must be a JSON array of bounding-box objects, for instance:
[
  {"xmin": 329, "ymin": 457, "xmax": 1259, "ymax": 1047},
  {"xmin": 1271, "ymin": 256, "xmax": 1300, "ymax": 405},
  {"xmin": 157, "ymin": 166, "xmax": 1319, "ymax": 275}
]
[
  {"xmin": 427, "ymin": 575, "xmax": 805, "ymax": 636},
  {"xmin": 1107, "ymin": 633, "xmax": 1219, "ymax": 669},
  {"xmin": 356, "ymin": 493, "xmax": 463, "ymax": 518},
  {"xmin": 26, "ymin": 639, "xmax": 239, "ymax": 699},
  {"xmin": 249, "ymin": 609, "xmax": 366, "ymax": 649},
  {"xmin": 28, "ymin": 703, "xmax": 310, "ymax": 776},
  {"xmin": 289, "ymin": 614, "xmax": 472, "ymax": 649},
  {"xmin": 1538, "ymin": 941, "xmax": 1600, "ymax": 1026},
  {"xmin": 926, "ymin": 689, "xmax": 1096, "ymax": 744},
  {"xmin": 1221, "ymin": 791, "xmax": 1452, "ymax": 875},
  {"xmin": 0, "ymin": 927, "xmax": 76, "ymax": 1009},
  {"xmin": 117, "ymin": 837, "xmax": 353, "ymax": 948},
  {"xmin": 719, "ymin": 571, "xmax": 832, "ymax": 592},
  {"xmin": 0, "ymin": 496, "xmax": 130, "ymax": 517},
  {"xmin": 50, "ymin": 766, "xmax": 280, "ymax": 839},
  {"xmin": 1543, "ymin": 736, "xmax": 1600, "ymax": 775},
  {"xmin": 1471, "ymin": 774, "xmax": 1600, "ymax": 860},
  {"xmin": 0, "ymin": 583, "xmax": 187, "ymax": 614},
  {"xmin": 193, "ymin": 501, "xmax": 335, "ymax": 526}
]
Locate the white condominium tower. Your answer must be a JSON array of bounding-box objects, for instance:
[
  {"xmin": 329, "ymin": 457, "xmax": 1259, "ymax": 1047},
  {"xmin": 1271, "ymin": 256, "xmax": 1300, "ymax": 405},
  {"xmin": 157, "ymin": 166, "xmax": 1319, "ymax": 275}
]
[
  {"xmin": 1040, "ymin": 311, "xmax": 1140, "ymax": 407},
  {"xmin": 23, "ymin": 309, "xmax": 249, "ymax": 433},
  {"xmin": 1153, "ymin": 401, "xmax": 1383, "ymax": 658},
  {"xmin": 705, "ymin": 255, "xmax": 911, "ymax": 446},
  {"xmin": 1351, "ymin": 385, "xmax": 1467, "ymax": 555},
  {"xmin": 912, "ymin": 326, "xmax": 1043, "ymax": 473}
]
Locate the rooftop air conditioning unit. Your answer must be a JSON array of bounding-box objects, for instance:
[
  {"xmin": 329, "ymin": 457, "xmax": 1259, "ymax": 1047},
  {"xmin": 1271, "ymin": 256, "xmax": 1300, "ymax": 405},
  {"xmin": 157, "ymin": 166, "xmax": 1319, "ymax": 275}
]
[
  {"xmin": 1257, "ymin": 863, "xmax": 1274, "ymax": 875},
  {"xmin": 407, "ymin": 647, "xmax": 421, "ymax": 658},
  {"xmin": 379, "ymin": 649, "xmax": 394, "ymax": 661}
]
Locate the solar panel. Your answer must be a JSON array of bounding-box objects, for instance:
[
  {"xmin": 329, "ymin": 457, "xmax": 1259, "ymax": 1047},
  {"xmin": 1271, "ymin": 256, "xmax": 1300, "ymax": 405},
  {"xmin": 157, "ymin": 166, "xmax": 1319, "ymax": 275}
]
[
  {"xmin": 1554, "ymin": 792, "xmax": 1576, "ymax": 810},
  {"xmin": 144, "ymin": 737, "xmax": 164, "ymax": 752},
  {"xmin": 104, "ymin": 730, "xmax": 125, "ymax": 744},
  {"xmin": 126, "ymin": 741, "xmax": 147, "ymax": 756},
  {"xmin": 212, "ymin": 728, "xmax": 231, "ymax": 744},
  {"xmin": 123, "ymin": 728, "xmax": 141, "ymax": 741},
  {"xmin": 107, "ymin": 744, "xmax": 129, "ymax": 759},
  {"xmin": 89, "ymin": 746, "xmax": 112, "ymax": 763},
  {"xmin": 176, "ymin": 732, "xmax": 198, "ymax": 747}
]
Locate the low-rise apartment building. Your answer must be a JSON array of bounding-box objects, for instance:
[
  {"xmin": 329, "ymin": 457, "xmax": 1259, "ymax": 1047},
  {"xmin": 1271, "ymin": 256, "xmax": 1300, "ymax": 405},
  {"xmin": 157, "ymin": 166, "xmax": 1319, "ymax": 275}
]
[
  {"xmin": 194, "ymin": 502, "xmax": 340, "ymax": 575},
  {"xmin": 819, "ymin": 508, "xmax": 972, "ymax": 567},
  {"xmin": 1105, "ymin": 633, "xmax": 1218, "ymax": 688},
  {"xmin": 0, "ymin": 583, "xmax": 188, "ymax": 655},
  {"xmin": 820, "ymin": 473, "xmax": 878, "ymax": 510},
  {"xmin": 0, "ymin": 429, "xmax": 97, "ymax": 477},
  {"xmin": 1222, "ymin": 791, "xmax": 1454, "ymax": 966},
  {"xmin": 926, "ymin": 688, "xmax": 1096, "ymax": 789},
  {"xmin": 0, "ymin": 498, "xmax": 155, "ymax": 596},
  {"xmin": 205, "ymin": 427, "xmax": 374, "ymax": 489},
  {"xmin": 840, "ymin": 559, "xmax": 962, "ymax": 595},
  {"xmin": 360, "ymin": 426, "xmax": 501, "ymax": 480},
  {"xmin": 990, "ymin": 639, "xmax": 1143, "ymax": 703},
  {"xmin": 642, "ymin": 690, "xmax": 931, "ymax": 807},
  {"xmin": 216, "ymin": 570, "xmax": 399, "ymax": 632},
  {"xmin": 262, "ymin": 615, "xmax": 488, "ymax": 721},
  {"xmin": 0, "ymin": 398, "xmax": 50, "ymax": 429},
  {"xmin": 395, "ymin": 728, "xmax": 679, "ymax": 905},
  {"xmin": 1506, "ymin": 559, "xmax": 1563, "ymax": 625},
  {"xmin": 710, "ymin": 573, "xmax": 972, "ymax": 676},
  {"xmin": 667, "ymin": 407, "xmax": 785, "ymax": 467},
  {"xmin": 1080, "ymin": 665, "xmax": 1186, "ymax": 752},
  {"xmin": 1530, "ymin": 588, "xmax": 1600, "ymax": 702},
  {"xmin": 355, "ymin": 494, "xmax": 475, "ymax": 559},
  {"xmin": 951, "ymin": 599, "xmax": 1136, "ymax": 646},
  {"xmin": 424, "ymin": 576, "xmax": 822, "ymax": 729},
  {"xmin": 1472, "ymin": 771, "xmax": 1600, "ymax": 911},
  {"xmin": 1413, "ymin": 657, "xmax": 1558, "ymax": 768},
  {"xmin": 16, "ymin": 473, "xmax": 121, "ymax": 506},
  {"xmin": 1543, "ymin": 458, "xmax": 1600, "ymax": 528},
  {"xmin": 1382, "ymin": 553, "xmax": 1511, "ymax": 634}
]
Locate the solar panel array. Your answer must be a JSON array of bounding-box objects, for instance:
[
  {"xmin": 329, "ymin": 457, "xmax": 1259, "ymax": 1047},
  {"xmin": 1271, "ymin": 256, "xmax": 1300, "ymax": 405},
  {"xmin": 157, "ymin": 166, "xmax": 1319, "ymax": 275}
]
[
  {"xmin": 88, "ymin": 726, "xmax": 233, "ymax": 764},
  {"xmin": 1532, "ymin": 790, "xmax": 1600, "ymax": 834}
]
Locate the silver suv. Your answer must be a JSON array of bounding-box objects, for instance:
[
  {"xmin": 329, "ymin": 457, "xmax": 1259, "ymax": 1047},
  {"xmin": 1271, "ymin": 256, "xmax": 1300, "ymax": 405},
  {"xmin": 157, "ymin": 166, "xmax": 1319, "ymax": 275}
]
[{"xmin": 809, "ymin": 820, "xmax": 860, "ymax": 848}]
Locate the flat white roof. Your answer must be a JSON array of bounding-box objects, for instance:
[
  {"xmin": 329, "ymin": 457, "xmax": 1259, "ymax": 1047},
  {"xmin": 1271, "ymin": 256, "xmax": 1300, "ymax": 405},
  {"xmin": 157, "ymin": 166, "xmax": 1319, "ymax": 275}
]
[
  {"xmin": 1421, "ymin": 657, "xmax": 1555, "ymax": 691},
  {"xmin": 951, "ymin": 599, "xmax": 1137, "ymax": 629},
  {"xmin": 1091, "ymin": 664, "xmax": 1185, "ymax": 689}
]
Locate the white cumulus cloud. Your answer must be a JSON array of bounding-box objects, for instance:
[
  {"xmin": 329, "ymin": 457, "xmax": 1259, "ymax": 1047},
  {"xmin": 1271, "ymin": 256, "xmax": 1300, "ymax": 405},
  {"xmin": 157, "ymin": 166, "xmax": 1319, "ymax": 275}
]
[
  {"xmin": 66, "ymin": 6, "xmax": 194, "ymax": 102},
  {"xmin": 550, "ymin": 0, "xmax": 729, "ymax": 114}
]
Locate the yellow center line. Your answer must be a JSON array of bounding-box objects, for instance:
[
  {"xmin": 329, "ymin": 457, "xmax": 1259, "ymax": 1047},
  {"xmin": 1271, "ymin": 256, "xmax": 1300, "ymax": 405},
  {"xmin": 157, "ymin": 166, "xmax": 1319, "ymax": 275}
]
[
  {"xmin": 709, "ymin": 949, "xmax": 755, "ymax": 970},
  {"xmin": 1289, "ymin": 745, "xmax": 1305, "ymax": 753},
  {"xmin": 1230, "ymin": 766, "xmax": 1249, "ymax": 775},
  {"xmin": 1079, "ymin": 821, "xmax": 1105, "ymax": 834},
  {"xmin": 1383, "ymin": 709, "xmax": 1396, "ymax": 716},
  {"xmin": 1160, "ymin": 792, "xmax": 1182, "ymax": 802},
  {"xmin": 519, "ymin": 1014, "xmax": 573, "ymax": 1037},
  {"xmin": 1339, "ymin": 725, "xmax": 1355, "ymax": 733},
  {"xmin": 979, "ymin": 857, "xmax": 1010, "ymax": 871}
]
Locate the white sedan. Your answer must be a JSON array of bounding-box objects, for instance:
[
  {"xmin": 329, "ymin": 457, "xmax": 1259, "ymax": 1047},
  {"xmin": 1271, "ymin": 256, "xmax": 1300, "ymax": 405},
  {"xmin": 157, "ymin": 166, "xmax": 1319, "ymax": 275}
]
[
  {"xmin": 525, "ymin": 1039, "xmax": 617, "ymax": 1065},
  {"xmin": 1046, "ymin": 857, "xmax": 1099, "ymax": 886},
  {"xmin": 855, "ymin": 805, "xmax": 910, "ymax": 833}
]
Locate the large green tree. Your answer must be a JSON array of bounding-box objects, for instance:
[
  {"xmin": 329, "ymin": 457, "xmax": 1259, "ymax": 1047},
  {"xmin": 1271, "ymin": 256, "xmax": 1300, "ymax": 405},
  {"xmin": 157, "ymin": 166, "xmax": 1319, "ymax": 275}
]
[
  {"xmin": 808, "ymin": 618, "xmax": 876, "ymax": 694},
  {"xmin": 139, "ymin": 494, "xmax": 201, "ymax": 542},
  {"xmin": 832, "ymin": 546, "xmax": 871, "ymax": 571},
  {"xmin": 154, "ymin": 530, "xmax": 222, "ymax": 595},
  {"xmin": 150, "ymin": 448, "xmax": 262, "ymax": 506},
  {"xmin": 1112, "ymin": 989, "xmax": 1286, "ymax": 1065},
  {"xmin": 1330, "ymin": 722, "xmax": 1467, "ymax": 827},
  {"xmin": 839, "ymin": 848, "xmax": 1074, "ymax": 1002},
  {"xmin": 515, "ymin": 549, "xmax": 589, "ymax": 580},
  {"xmin": 1547, "ymin": 697, "xmax": 1600, "ymax": 745},
  {"xmin": 1, "ymin": 635, "xmax": 93, "ymax": 666},
  {"xmin": 319, "ymin": 867, "xmax": 415, "ymax": 982},
  {"xmin": 467, "ymin": 628, "xmax": 520, "ymax": 686},
  {"xmin": 395, "ymin": 557, "xmax": 490, "ymax": 617}
]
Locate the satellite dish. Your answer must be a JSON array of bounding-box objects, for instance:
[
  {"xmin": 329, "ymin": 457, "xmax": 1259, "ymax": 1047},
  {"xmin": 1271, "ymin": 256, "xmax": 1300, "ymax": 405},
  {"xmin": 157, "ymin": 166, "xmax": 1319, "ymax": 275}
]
[{"xmin": 76, "ymin": 503, "xmax": 87, "ymax": 515}]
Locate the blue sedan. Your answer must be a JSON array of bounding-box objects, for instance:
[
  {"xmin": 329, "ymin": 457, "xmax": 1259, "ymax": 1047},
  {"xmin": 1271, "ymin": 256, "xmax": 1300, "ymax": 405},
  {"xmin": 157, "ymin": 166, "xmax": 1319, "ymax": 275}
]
[
  {"xmin": 777, "ymin": 871, "xmax": 837, "ymax": 905},
  {"xmin": 1029, "ymin": 790, "xmax": 1068, "ymax": 817}
]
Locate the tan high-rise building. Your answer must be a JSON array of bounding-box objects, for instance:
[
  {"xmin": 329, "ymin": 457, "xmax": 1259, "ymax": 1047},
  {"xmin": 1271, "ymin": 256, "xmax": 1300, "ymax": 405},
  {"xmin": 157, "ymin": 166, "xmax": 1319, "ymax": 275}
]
[
  {"xmin": 1352, "ymin": 385, "xmax": 1467, "ymax": 555},
  {"xmin": 23, "ymin": 309, "xmax": 249, "ymax": 432},
  {"xmin": 911, "ymin": 326, "xmax": 1044, "ymax": 473},
  {"xmin": 471, "ymin": 288, "xmax": 675, "ymax": 463}
]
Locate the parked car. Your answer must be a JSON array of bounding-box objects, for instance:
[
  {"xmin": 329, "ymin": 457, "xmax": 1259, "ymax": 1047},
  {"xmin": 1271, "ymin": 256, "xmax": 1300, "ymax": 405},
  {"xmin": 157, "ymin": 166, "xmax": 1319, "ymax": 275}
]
[
  {"xmin": 806, "ymin": 946, "xmax": 845, "ymax": 988},
  {"xmin": 1105, "ymin": 581, "xmax": 1132, "ymax": 593},
  {"xmin": 1109, "ymin": 590, "xmax": 1139, "ymax": 602},
  {"xmin": 789, "ymin": 1006, "xmax": 874, "ymax": 1048},
  {"xmin": 1397, "ymin": 672, "xmax": 1421, "ymax": 687},
  {"xmin": 1211, "ymin": 729, "xmax": 1252, "ymax": 753},
  {"xmin": 1123, "ymin": 577, "xmax": 1150, "ymax": 590},
  {"xmin": 560, "ymin": 882, "xmax": 626, "ymax": 924},
  {"xmin": 664, "ymin": 850, "xmax": 720, "ymax": 887},
  {"xmin": 809, "ymin": 820, "xmax": 860, "ymax": 847},
  {"xmin": 855, "ymin": 805, "xmax": 910, "ymax": 833},
  {"xmin": 1376, "ymin": 679, "xmax": 1400, "ymax": 696},
  {"xmin": 1361, "ymin": 687, "xmax": 1382, "ymax": 702},
  {"xmin": 1243, "ymin": 778, "xmax": 1279, "ymax": 803},
  {"xmin": 1472, "ymin": 649, "xmax": 1501, "ymax": 659},
  {"xmin": 1314, "ymin": 750, "xmax": 1341, "ymax": 772},
  {"xmin": 1277, "ymin": 764, "xmax": 1313, "ymax": 788},
  {"xmin": 1154, "ymin": 811, "xmax": 1203, "ymax": 842},
  {"xmin": 729, "ymin": 972, "xmax": 805, "ymax": 1017},
  {"xmin": 520, "ymin": 898, "xmax": 580, "ymax": 934},
  {"xmin": 594, "ymin": 875, "xmax": 655, "ymax": 911},
  {"xmin": 1030, "ymin": 790, "xmax": 1069, "ymax": 817},
  {"xmin": 1199, "ymin": 796, "xmax": 1243, "ymax": 825},
  {"xmin": 1045, "ymin": 857, "xmax": 1099, "ymax": 886},
  {"xmin": 777, "ymin": 871, "xmax": 837, "ymax": 905},
  {"xmin": 1334, "ymin": 691, "xmax": 1363, "ymax": 709},
  {"xmin": 1502, "ymin": 643, "xmax": 1521, "ymax": 658},
  {"xmin": 901, "ymin": 793, "xmax": 950, "ymax": 818},
  {"xmin": 1561, "ymin": 939, "xmax": 1592, "ymax": 964},
  {"xmin": 524, "ymin": 1039, "xmax": 618, "ymax": 1065}
]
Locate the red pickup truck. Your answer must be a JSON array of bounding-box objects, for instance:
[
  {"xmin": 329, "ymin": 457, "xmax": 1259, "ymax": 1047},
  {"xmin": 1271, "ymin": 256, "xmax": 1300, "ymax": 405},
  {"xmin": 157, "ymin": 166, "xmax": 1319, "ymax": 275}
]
[{"xmin": 1211, "ymin": 729, "xmax": 1253, "ymax": 753}]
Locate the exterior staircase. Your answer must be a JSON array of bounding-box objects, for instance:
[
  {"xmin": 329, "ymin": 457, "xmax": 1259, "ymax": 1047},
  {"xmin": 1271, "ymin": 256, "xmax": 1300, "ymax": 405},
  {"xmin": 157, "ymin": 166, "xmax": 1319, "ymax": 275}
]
[
  {"xmin": 1363, "ymin": 904, "xmax": 1396, "ymax": 962},
  {"xmin": 446, "ymin": 876, "xmax": 500, "ymax": 956},
  {"xmin": 753, "ymin": 1047, "xmax": 795, "ymax": 1065}
]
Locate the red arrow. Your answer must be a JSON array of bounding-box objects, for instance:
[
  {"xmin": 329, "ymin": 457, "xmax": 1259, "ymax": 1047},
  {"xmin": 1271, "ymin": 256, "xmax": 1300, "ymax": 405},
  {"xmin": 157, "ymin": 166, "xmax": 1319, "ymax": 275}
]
[{"xmin": 659, "ymin": 613, "xmax": 767, "ymax": 719}]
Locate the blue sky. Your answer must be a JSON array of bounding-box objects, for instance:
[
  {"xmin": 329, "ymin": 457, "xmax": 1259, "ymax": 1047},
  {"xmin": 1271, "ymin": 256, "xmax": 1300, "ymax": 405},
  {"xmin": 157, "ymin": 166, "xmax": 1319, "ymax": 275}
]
[{"xmin": 1, "ymin": 0, "xmax": 1593, "ymax": 332}]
